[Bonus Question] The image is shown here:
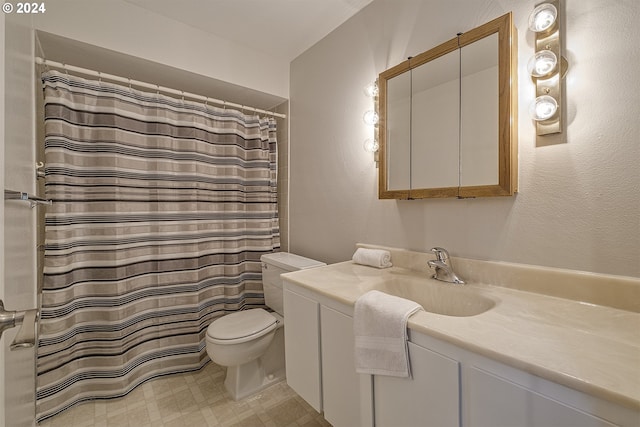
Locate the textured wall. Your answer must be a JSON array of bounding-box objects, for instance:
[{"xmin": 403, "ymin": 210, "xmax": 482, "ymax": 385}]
[{"xmin": 290, "ymin": 0, "xmax": 640, "ymax": 277}]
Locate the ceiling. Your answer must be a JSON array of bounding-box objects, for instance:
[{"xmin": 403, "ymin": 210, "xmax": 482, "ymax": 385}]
[{"xmin": 123, "ymin": 0, "xmax": 374, "ymax": 62}]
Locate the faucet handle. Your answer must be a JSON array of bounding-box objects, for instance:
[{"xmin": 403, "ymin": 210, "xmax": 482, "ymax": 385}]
[{"xmin": 430, "ymin": 247, "xmax": 450, "ymax": 262}]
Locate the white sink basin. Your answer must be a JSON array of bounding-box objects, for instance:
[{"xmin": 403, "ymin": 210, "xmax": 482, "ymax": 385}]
[{"xmin": 369, "ymin": 275, "xmax": 495, "ymax": 317}]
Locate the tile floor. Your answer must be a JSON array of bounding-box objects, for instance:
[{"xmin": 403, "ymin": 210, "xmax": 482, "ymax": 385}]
[{"xmin": 37, "ymin": 362, "xmax": 332, "ymax": 427}]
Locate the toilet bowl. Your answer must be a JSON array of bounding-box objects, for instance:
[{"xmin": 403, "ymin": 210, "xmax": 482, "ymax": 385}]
[
  {"xmin": 205, "ymin": 252, "xmax": 325, "ymax": 400},
  {"xmin": 206, "ymin": 308, "xmax": 282, "ymax": 400},
  {"xmin": 206, "ymin": 308, "xmax": 279, "ymax": 366}
]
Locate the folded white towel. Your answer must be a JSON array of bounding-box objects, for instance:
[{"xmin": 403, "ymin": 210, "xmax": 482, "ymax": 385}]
[
  {"xmin": 353, "ymin": 290, "xmax": 423, "ymax": 378},
  {"xmin": 352, "ymin": 248, "xmax": 392, "ymax": 268}
]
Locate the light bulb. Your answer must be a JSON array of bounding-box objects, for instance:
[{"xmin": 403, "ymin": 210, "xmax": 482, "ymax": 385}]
[
  {"xmin": 527, "ymin": 50, "xmax": 558, "ymax": 77},
  {"xmin": 528, "ymin": 3, "xmax": 557, "ymax": 32},
  {"xmin": 529, "ymin": 95, "xmax": 558, "ymax": 121},
  {"xmin": 363, "ymin": 110, "xmax": 379, "ymax": 125},
  {"xmin": 363, "ymin": 138, "xmax": 379, "ymax": 153},
  {"xmin": 363, "ymin": 82, "xmax": 379, "ymax": 98}
]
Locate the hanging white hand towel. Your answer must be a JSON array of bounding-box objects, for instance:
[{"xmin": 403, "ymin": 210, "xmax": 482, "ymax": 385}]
[{"xmin": 353, "ymin": 290, "xmax": 423, "ymax": 378}]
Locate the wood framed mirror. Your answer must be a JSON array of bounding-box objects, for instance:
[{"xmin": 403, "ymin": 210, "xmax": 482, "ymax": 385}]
[{"xmin": 378, "ymin": 12, "xmax": 518, "ymax": 199}]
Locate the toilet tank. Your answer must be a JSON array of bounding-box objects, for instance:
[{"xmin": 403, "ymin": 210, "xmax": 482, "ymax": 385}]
[{"xmin": 260, "ymin": 252, "xmax": 325, "ymax": 316}]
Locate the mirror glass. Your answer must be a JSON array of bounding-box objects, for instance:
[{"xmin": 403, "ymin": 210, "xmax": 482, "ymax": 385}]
[
  {"xmin": 386, "ymin": 70, "xmax": 411, "ymax": 191},
  {"xmin": 411, "ymin": 49, "xmax": 460, "ymax": 190},
  {"xmin": 460, "ymin": 33, "xmax": 499, "ymax": 187},
  {"xmin": 378, "ymin": 13, "xmax": 517, "ymax": 199}
]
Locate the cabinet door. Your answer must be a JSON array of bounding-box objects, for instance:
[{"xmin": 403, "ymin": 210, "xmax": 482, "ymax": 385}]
[
  {"xmin": 467, "ymin": 367, "xmax": 620, "ymax": 427},
  {"xmin": 375, "ymin": 342, "xmax": 460, "ymax": 427},
  {"xmin": 320, "ymin": 305, "xmax": 373, "ymax": 427},
  {"xmin": 283, "ymin": 288, "xmax": 322, "ymax": 412}
]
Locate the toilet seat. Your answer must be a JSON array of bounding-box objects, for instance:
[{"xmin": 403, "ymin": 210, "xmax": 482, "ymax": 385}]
[{"xmin": 207, "ymin": 308, "xmax": 278, "ymax": 345}]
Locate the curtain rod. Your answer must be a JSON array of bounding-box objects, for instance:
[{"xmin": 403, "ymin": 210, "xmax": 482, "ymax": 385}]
[{"xmin": 35, "ymin": 57, "xmax": 286, "ymax": 119}]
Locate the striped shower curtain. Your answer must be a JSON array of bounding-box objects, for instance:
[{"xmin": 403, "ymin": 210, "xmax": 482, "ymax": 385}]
[{"xmin": 36, "ymin": 70, "xmax": 280, "ymax": 420}]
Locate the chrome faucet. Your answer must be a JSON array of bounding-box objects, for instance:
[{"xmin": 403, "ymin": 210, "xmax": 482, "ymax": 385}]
[{"xmin": 428, "ymin": 247, "xmax": 465, "ymax": 284}]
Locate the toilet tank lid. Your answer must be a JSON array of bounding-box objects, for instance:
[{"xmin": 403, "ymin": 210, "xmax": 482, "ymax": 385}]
[{"xmin": 260, "ymin": 252, "xmax": 326, "ymax": 271}]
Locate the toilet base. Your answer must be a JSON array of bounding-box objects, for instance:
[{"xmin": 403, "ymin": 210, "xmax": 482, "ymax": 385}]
[
  {"xmin": 224, "ymin": 358, "xmax": 285, "ymax": 400},
  {"xmin": 222, "ymin": 324, "xmax": 286, "ymax": 400}
]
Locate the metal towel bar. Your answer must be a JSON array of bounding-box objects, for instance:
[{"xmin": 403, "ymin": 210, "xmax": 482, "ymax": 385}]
[
  {"xmin": 0, "ymin": 300, "xmax": 39, "ymax": 350},
  {"xmin": 10, "ymin": 309, "xmax": 38, "ymax": 350},
  {"xmin": 4, "ymin": 189, "xmax": 52, "ymax": 207}
]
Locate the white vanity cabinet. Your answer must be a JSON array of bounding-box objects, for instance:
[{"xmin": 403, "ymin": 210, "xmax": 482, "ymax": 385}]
[
  {"xmin": 466, "ymin": 366, "xmax": 621, "ymax": 427},
  {"xmin": 283, "ymin": 283, "xmax": 373, "ymax": 427},
  {"xmin": 283, "ymin": 287, "xmax": 322, "ymax": 411},
  {"xmin": 409, "ymin": 333, "xmax": 638, "ymax": 427},
  {"xmin": 284, "ymin": 281, "xmax": 639, "ymax": 427},
  {"xmin": 320, "ymin": 305, "xmax": 373, "ymax": 427},
  {"xmin": 374, "ymin": 341, "xmax": 460, "ymax": 427}
]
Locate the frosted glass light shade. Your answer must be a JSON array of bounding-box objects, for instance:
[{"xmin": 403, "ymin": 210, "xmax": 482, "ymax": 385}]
[
  {"xmin": 530, "ymin": 95, "xmax": 558, "ymax": 121},
  {"xmin": 363, "ymin": 82, "xmax": 379, "ymax": 98},
  {"xmin": 363, "ymin": 138, "xmax": 379, "ymax": 153},
  {"xmin": 527, "ymin": 50, "xmax": 558, "ymax": 77},
  {"xmin": 528, "ymin": 3, "xmax": 557, "ymax": 32},
  {"xmin": 363, "ymin": 110, "xmax": 379, "ymax": 125}
]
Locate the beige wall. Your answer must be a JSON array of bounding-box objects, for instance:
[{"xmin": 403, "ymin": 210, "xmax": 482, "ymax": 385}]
[
  {"xmin": 2, "ymin": 11, "xmax": 38, "ymax": 426},
  {"xmin": 289, "ymin": 0, "xmax": 640, "ymax": 277},
  {"xmin": 31, "ymin": 0, "xmax": 289, "ymax": 99}
]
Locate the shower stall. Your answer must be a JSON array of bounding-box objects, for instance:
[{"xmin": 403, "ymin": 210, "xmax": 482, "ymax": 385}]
[
  {"xmin": 35, "ymin": 69, "xmax": 282, "ymax": 421},
  {"xmin": 1, "ymin": 21, "xmax": 289, "ymax": 424}
]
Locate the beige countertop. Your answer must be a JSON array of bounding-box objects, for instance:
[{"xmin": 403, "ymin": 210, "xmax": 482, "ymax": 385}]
[{"xmin": 282, "ymin": 259, "xmax": 640, "ymax": 411}]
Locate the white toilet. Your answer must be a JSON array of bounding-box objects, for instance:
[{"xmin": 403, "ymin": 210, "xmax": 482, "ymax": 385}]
[{"xmin": 206, "ymin": 252, "xmax": 325, "ymax": 400}]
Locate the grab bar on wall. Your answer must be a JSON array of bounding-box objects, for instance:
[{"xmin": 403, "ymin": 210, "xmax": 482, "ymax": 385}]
[{"xmin": 4, "ymin": 190, "xmax": 52, "ymax": 207}]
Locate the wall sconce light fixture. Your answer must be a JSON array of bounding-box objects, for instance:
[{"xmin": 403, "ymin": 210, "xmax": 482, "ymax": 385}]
[
  {"xmin": 363, "ymin": 138, "xmax": 379, "ymax": 153},
  {"xmin": 528, "ymin": 0, "xmax": 567, "ymax": 135},
  {"xmin": 363, "ymin": 110, "xmax": 379, "ymax": 126},
  {"xmin": 363, "ymin": 82, "xmax": 379, "ymax": 98},
  {"xmin": 363, "ymin": 81, "xmax": 380, "ymax": 159},
  {"xmin": 528, "ymin": 3, "xmax": 557, "ymax": 32}
]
